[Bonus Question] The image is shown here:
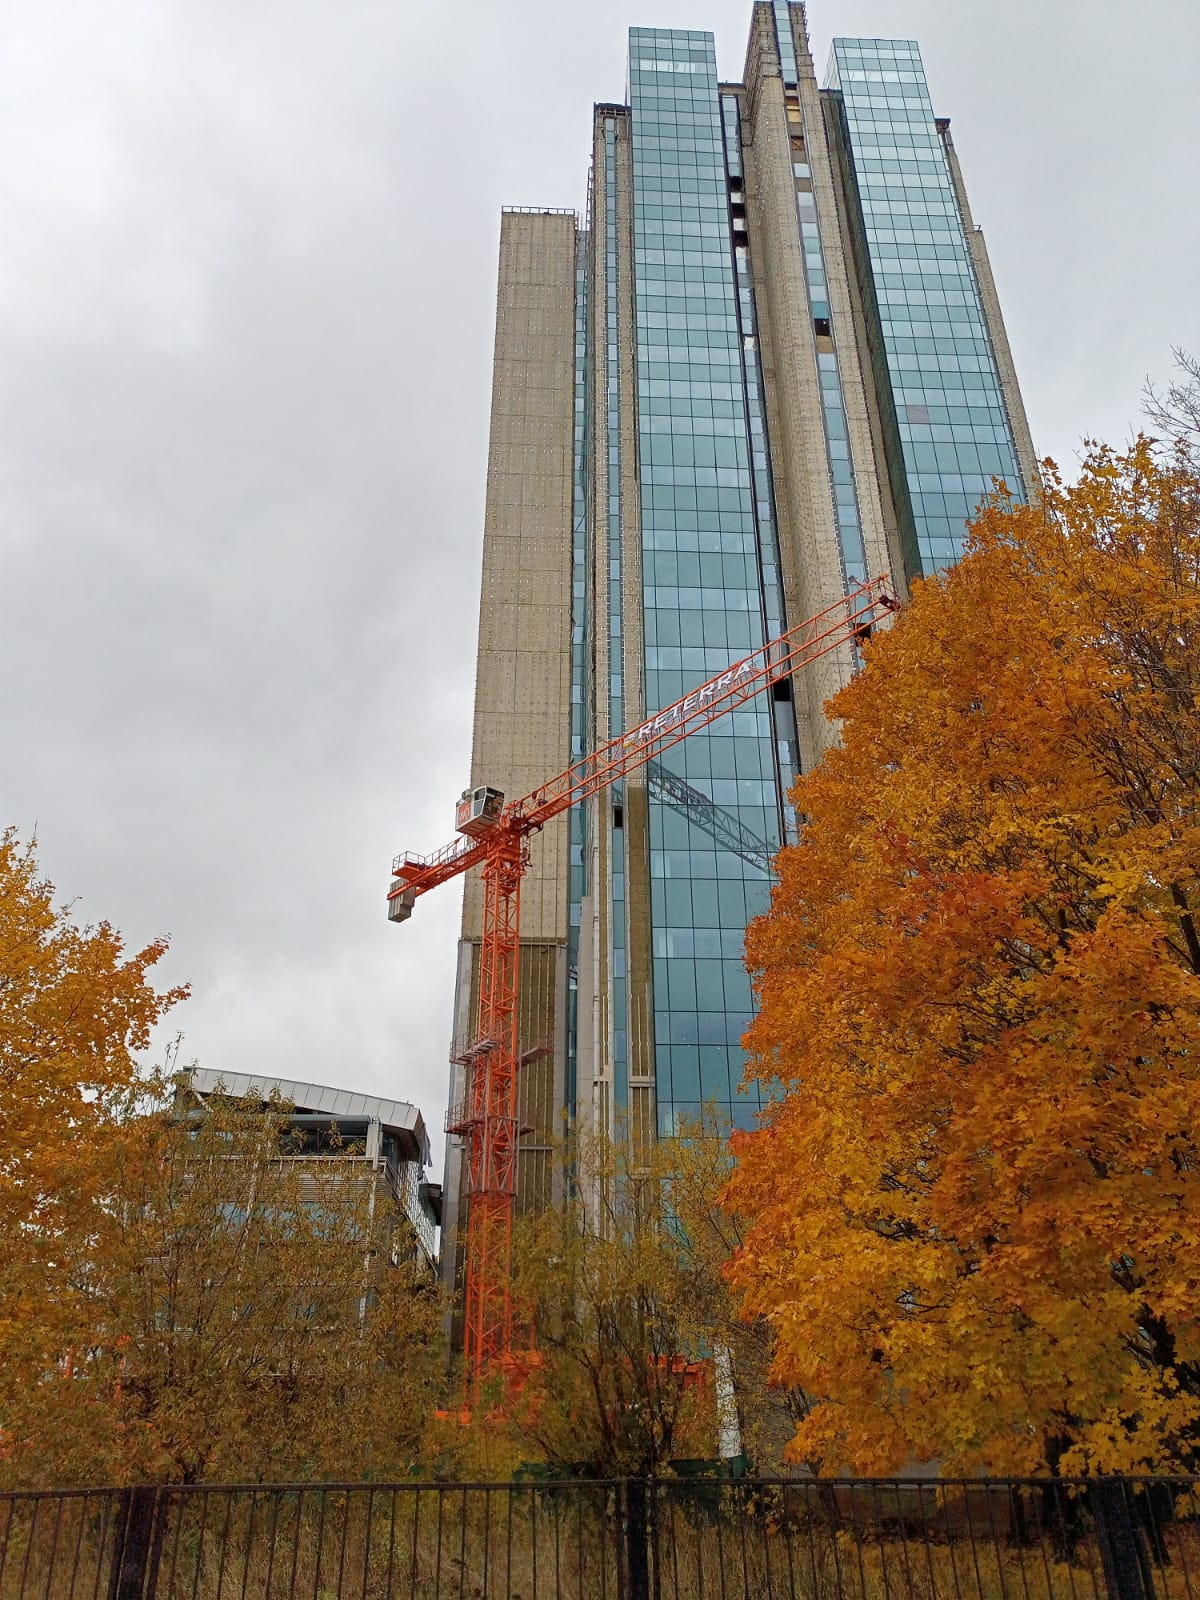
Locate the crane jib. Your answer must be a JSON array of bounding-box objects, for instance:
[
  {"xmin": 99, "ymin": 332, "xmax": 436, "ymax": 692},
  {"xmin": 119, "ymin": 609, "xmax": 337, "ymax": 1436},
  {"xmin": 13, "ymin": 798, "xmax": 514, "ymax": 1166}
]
[
  {"xmin": 384, "ymin": 572, "xmax": 898, "ymax": 1391},
  {"xmin": 389, "ymin": 579, "xmax": 895, "ymax": 891},
  {"xmin": 585, "ymin": 581, "xmax": 887, "ymax": 773}
]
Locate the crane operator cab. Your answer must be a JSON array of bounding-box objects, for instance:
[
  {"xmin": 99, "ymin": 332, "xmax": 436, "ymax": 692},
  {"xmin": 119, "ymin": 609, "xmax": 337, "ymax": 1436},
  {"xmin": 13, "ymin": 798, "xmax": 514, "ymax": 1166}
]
[{"xmin": 455, "ymin": 786, "xmax": 505, "ymax": 839}]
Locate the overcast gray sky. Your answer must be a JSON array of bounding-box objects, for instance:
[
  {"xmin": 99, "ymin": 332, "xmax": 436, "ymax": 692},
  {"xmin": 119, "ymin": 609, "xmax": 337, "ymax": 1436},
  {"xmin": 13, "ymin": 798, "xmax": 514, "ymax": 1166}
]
[{"xmin": 3, "ymin": 0, "xmax": 1197, "ymax": 1176}]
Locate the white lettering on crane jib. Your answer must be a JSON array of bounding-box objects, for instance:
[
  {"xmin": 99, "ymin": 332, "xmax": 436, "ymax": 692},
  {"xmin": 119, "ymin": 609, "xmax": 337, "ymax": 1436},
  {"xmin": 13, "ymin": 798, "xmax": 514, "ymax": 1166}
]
[{"xmin": 622, "ymin": 657, "xmax": 756, "ymax": 749}]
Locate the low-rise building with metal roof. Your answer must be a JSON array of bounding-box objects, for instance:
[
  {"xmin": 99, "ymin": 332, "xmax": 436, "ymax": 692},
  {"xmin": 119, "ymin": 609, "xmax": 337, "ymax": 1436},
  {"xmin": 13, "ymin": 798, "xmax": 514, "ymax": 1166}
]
[{"xmin": 185, "ymin": 1068, "xmax": 441, "ymax": 1270}]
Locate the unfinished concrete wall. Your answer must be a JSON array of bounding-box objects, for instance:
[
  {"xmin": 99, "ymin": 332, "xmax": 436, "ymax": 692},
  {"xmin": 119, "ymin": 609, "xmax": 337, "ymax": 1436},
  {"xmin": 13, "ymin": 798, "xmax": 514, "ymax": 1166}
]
[
  {"xmin": 461, "ymin": 209, "xmax": 576, "ymax": 946},
  {"xmin": 741, "ymin": 6, "xmax": 890, "ymax": 774},
  {"xmin": 442, "ymin": 211, "xmax": 576, "ymax": 1327},
  {"xmin": 939, "ymin": 124, "xmax": 1040, "ymax": 498}
]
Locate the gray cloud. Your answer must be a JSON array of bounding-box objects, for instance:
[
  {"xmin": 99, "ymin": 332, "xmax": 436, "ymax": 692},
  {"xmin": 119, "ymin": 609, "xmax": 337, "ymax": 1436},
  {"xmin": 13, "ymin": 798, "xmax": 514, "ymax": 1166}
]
[{"xmin": 3, "ymin": 0, "xmax": 1197, "ymax": 1174}]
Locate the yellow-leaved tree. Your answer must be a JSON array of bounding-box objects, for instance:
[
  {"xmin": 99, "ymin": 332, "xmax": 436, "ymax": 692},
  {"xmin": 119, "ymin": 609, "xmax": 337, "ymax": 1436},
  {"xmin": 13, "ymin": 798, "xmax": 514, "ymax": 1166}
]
[
  {"xmin": 59, "ymin": 1087, "xmax": 445, "ymax": 1487},
  {"xmin": 502, "ymin": 1126, "xmax": 719, "ymax": 1479},
  {"xmin": 0, "ymin": 831, "xmax": 188, "ymax": 1476},
  {"xmin": 725, "ymin": 440, "xmax": 1200, "ymax": 1476},
  {"xmin": 447, "ymin": 1118, "xmax": 810, "ymax": 1481},
  {"xmin": 0, "ymin": 835, "xmax": 445, "ymax": 1487}
]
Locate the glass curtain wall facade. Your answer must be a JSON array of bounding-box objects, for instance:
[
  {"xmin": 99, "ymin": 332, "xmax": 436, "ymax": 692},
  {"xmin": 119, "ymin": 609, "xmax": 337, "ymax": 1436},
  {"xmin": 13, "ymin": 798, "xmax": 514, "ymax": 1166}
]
[
  {"xmin": 630, "ymin": 29, "xmax": 776, "ymax": 1133},
  {"xmin": 825, "ymin": 37, "xmax": 1025, "ymax": 571},
  {"xmin": 449, "ymin": 3, "xmax": 1034, "ymax": 1273}
]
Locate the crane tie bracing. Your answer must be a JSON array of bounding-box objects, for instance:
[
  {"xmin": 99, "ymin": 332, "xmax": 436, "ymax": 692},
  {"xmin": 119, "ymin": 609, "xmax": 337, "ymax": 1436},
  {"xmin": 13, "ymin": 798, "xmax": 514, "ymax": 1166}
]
[{"xmin": 386, "ymin": 575, "xmax": 900, "ymax": 1390}]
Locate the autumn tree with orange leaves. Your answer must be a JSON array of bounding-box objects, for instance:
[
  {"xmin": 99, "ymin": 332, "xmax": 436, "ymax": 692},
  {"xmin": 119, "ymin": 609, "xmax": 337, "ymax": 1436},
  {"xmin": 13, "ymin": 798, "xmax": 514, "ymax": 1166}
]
[{"xmin": 726, "ymin": 439, "xmax": 1200, "ymax": 1477}]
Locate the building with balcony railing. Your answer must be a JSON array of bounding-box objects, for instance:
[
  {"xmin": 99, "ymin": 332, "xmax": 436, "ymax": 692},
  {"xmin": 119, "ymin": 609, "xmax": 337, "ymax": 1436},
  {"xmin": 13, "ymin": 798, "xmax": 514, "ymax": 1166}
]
[{"xmin": 185, "ymin": 1068, "xmax": 441, "ymax": 1270}]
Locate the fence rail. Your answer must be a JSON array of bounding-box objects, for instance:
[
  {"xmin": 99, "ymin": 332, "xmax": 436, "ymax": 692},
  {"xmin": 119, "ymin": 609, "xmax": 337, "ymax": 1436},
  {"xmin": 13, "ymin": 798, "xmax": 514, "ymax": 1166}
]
[{"xmin": 1, "ymin": 1476, "xmax": 1196, "ymax": 1600}]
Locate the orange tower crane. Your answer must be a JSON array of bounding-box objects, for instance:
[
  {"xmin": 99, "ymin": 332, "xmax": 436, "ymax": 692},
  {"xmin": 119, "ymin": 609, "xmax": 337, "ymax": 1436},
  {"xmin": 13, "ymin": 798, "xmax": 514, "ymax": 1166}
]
[{"xmin": 387, "ymin": 575, "xmax": 900, "ymax": 1386}]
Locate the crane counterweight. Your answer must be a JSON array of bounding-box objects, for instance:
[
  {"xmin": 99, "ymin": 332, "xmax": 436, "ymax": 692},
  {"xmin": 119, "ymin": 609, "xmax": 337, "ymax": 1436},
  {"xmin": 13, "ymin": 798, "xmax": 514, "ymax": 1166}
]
[{"xmin": 386, "ymin": 886, "xmax": 415, "ymax": 925}]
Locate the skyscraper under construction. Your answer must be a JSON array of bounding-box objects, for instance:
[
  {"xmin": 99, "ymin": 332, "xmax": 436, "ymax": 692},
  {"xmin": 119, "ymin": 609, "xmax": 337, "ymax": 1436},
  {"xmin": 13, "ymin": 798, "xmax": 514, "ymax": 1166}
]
[{"xmin": 441, "ymin": 1, "xmax": 1035, "ymax": 1289}]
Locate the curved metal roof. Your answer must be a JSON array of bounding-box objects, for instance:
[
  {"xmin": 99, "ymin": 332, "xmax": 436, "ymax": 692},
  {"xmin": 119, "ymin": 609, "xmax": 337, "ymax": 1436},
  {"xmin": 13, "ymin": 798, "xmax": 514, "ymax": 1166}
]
[{"xmin": 185, "ymin": 1067, "xmax": 431, "ymax": 1166}]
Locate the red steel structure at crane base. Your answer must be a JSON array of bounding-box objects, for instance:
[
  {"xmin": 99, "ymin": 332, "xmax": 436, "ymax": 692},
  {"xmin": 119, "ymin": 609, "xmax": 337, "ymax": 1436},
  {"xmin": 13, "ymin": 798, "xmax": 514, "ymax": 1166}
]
[{"xmin": 386, "ymin": 575, "xmax": 900, "ymax": 1387}]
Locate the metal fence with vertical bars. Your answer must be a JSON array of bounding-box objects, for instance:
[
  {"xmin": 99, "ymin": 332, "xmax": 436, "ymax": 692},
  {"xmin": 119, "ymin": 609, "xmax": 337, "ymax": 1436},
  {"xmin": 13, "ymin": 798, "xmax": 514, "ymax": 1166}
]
[{"xmin": 1, "ymin": 1476, "xmax": 1196, "ymax": 1600}]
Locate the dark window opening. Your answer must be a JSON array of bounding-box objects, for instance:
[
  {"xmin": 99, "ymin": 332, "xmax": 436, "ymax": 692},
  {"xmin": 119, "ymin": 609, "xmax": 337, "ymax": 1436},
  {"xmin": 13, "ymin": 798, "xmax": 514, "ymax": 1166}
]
[
  {"xmin": 613, "ymin": 804, "xmax": 624, "ymax": 829},
  {"xmin": 772, "ymin": 680, "xmax": 793, "ymax": 703},
  {"xmin": 278, "ymin": 1116, "xmax": 370, "ymax": 1158},
  {"xmin": 814, "ymin": 317, "xmax": 831, "ymax": 338}
]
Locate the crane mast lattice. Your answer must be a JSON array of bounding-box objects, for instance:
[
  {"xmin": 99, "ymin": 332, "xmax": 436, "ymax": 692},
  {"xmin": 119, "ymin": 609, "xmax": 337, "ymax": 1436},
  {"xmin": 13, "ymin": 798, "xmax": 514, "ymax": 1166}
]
[{"xmin": 387, "ymin": 575, "xmax": 899, "ymax": 1387}]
